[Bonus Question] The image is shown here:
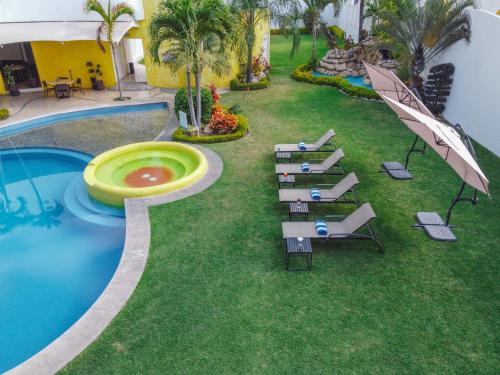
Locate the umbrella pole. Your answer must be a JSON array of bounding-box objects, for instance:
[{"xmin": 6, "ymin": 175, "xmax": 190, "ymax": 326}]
[
  {"xmin": 445, "ymin": 181, "xmax": 467, "ymax": 226},
  {"xmin": 404, "ymin": 135, "xmax": 426, "ymax": 170}
]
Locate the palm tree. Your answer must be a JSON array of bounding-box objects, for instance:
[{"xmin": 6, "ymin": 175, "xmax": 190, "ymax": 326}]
[
  {"xmin": 272, "ymin": 0, "xmax": 343, "ymax": 70},
  {"xmin": 230, "ymin": 0, "xmax": 269, "ymax": 83},
  {"xmin": 149, "ymin": 0, "xmax": 235, "ymax": 130},
  {"xmin": 377, "ymin": 0, "xmax": 474, "ymax": 89},
  {"xmin": 85, "ymin": 0, "xmax": 135, "ymax": 100}
]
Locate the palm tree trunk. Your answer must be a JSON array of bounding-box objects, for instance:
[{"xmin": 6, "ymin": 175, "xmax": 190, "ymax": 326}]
[
  {"xmin": 185, "ymin": 67, "xmax": 198, "ymax": 134},
  {"xmin": 410, "ymin": 50, "xmax": 425, "ymax": 91},
  {"xmin": 311, "ymin": 25, "xmax": 318, "ymax": 70},
  {"xmin": 195, "ymin": 71, "xmax": 202, "ymax": 129},
  {"xmin": 111, "ymin": 43, "xmax": 124, "ymax": 100},
  {"xmin": 358, "ymin": 0, "xmax": 365, "ymax": 43},
  {"xmin": 246, "ymin": 12, "xmax": 255, "ymax": 84}
]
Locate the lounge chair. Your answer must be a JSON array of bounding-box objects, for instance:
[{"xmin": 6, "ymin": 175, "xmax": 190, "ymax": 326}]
[
  {"xmin": 274, "ymin": 129, "xmax": 336, "ymax": 153},
  {"xmin": 279, "ymin": 172, "xmax": 359, "ymax": 204},
  {"xmin": 281, "ymin": 203, "xmax": 383, "ymax": 252},
  {"xmin": 275, "ymin": 148, "xmax": 345, "ymax": 176}
]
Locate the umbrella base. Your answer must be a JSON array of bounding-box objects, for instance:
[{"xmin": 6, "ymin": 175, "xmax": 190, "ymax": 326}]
[
  {"xmin": 382, "ymin": 161, "xmax": 413, "ymax": 180},
  {"xmin": 415, "ymin": 212, "xmax": 457, "ymax": 242}
]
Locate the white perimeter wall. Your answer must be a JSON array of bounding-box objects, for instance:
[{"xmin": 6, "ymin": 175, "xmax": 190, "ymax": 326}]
[
  {"xmin": 270, "ymin": 2, "xmax": 337, "ymax": 28},
  {"xmin": 332, "ymin": 0, "xmax": 365, "ymax": 41},
  {"xmin": 427, "ymin": 9, "xmax": 500, "ymax": 156}
]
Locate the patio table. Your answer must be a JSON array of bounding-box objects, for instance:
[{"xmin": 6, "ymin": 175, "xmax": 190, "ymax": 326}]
[{"xmin": 46, "ymin": 79, "xmax": 74, "ymax": 86}]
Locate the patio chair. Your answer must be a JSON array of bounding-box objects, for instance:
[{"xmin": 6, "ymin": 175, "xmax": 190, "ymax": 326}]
[
  {"xmin": 71, "ymin": 78, "xmax": 84, "ymax": 95},
  {"xmin": 41, "ymin": 80, "xmax": 53, "ymax": 97},
  {"xmin": 281, "ymin": 203, "xmax": 383, "ymax": 252},
  {"xmin": 279, "ymin": 172, "xmax": 359, "ymax": 204},
  {"xmin": 275, "ymin": 148, "xmax": 345, "ymax": 176},
  {"xmin": 54, "ymin": 84, "xmax": 71, "ymax": 100},
  {"xmin": 274, "ymin": 129, "xmax": 336, "ymax": 153}
]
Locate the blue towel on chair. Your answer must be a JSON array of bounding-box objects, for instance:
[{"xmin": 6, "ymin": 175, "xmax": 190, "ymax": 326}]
[
  {"xmin": 298, "ymin": 141, "xmax": 307, "ymax": 151},
  {"xmin": 301, "ymin": 162, "xmax": 310, "ymax": 172},
  {"xmin": 315, "ymin": 220, "xmax": 328, "ymax": 235},
  {"xmin": 310, "ymin": 188, "xmax": 321, "ymax": 201}
]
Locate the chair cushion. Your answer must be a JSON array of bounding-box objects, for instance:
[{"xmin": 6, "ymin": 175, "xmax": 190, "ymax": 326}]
[
  {"xmin": 310, "ymin": 188, "xmax": 321, "ymax": 201},
  {"xmin": 315, "ymin": 220, "xmax": 328, "ymax": 235}
]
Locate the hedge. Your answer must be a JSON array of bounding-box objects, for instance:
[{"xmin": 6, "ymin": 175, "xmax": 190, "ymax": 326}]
[
  {"xmin": 0, "ymin": 108, "xmax": 9, "ymax": 121},
  {"xmin": 230, "ymin": 77, "xmax": 269, "ymax": 91},
  {"xmin": 328, "ymin": 25, "xmax": 345, "ymax": 40},
  {"xmin": 174, "ymin": 87, "xmax": 213, "ymax": 125},
  {"xmin": 292, "ymin": 64, "xmax": 380, "ymax": 101},
  {"xmin": 270, "ymin": 28, "xmax": 309, "ymax": 35},
  {"xmin": 172, "ymin": 115, "xmax": 249, "ymax": 144}
]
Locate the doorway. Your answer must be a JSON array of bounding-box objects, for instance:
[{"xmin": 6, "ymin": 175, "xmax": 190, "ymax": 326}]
[{"xmin": 0, "ymin": 42, "xmax": 41, "ymax": 91}]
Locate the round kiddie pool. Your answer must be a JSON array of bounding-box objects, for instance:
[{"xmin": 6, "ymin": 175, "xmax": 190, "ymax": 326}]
[{"xmin": 84, "ymin": 141, "xmax": 208, "ymax": 206}]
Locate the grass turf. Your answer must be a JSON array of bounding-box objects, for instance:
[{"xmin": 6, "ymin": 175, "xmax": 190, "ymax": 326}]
[{"xmin": 62, "ymin": 36, "xmax": 500, "ymax": 374}]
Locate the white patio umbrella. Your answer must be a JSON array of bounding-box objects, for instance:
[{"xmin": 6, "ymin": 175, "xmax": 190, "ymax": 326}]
[
  {"xmin": 364, "ymin": 62, "xmax": 434, "ymax": 176},
  {"xmin": 364, "ymin": 61, "xmax": 435, "ymax": 118},
  {"xmin": 383, "ymin": 96, "xmax": 490, "ymax": 196},
  {"xmin": 383, "ymin": 95, "xmax": 490, "ymax": 240}
]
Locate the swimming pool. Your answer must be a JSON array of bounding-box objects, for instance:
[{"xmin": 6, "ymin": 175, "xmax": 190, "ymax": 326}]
[
  {"xmin": 0, "ymin": 147, "xmax": 125, "ymax": 372},
  {"xmin": 312, "ymin": 71, "xmax": 373, "ymax": 89}
]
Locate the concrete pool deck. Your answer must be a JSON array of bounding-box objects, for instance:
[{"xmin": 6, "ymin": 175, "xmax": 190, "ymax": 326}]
[
  {"xmin": 3, "ymin": 102, "xmax": 224, "ymax": 374},
  {"xmin": 0, "ymin": 88, "xmax": 176, "ymax": 129}
]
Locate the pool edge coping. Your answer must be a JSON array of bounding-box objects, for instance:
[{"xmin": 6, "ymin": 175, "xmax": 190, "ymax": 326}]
[
  {"xmin": 0, "ymin": 100, "xmax": 169, "ymax": 138},
  {"xmin": 5, "ymin": 132, "xmax": 224, "ymax": 374}
]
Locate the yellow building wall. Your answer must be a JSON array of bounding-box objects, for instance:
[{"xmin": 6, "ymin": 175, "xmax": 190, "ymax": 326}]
[
  {"xmin": 0, "ymin": 74, "xmax": 6, "ymax": 95},
  {"xmin": 138, "ymin": 0, "xmax": 270, "ymax": 89},
  {"xmin": 31, "ymin": 41, "xmax": 116, "ymax": 89}
]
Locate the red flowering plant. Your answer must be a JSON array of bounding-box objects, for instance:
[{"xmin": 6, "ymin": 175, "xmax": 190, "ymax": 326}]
[
  {"xmin": 252, "ymin": 50, "xmax": 271, "ymax": 77},
  {"xmin": 208, "ymin": 83, "xmax": 220, "ymax": 103},
  {"xmin": 209, "ymin": 104, "xmax": 238, "ymax": 135}
]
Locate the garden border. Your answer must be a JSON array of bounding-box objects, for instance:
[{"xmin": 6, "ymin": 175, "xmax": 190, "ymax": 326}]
[
  {"xmin": 292, "ymin": 64, "xmax": 381, "ymax": 101},
  {"xmin": 172, "ymin": 114, "xmax": 249, "ymax": 144}
]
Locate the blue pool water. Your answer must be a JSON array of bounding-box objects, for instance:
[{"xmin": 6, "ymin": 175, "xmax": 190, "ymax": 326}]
[
  {"xmin": 0, "ymin": 148, "xmax": 125, "ymax": 372},
  {"xmin": 0, "ymin": 102, "xmax": 167, "ymax": 138},
  {"xmin": 312, "ymin": 71, "xmax": 373, "ymax": 89}
]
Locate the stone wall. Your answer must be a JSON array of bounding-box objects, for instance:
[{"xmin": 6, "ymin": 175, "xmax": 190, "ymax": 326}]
[{"xmin": 317, "ymin": 38, "xmax": 399, "ymax": 85}]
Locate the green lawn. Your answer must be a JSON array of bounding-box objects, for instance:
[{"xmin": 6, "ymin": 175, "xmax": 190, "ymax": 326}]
[{"xmin": 63, "ymin": 36, "xmax": 500, "ymax": 374}]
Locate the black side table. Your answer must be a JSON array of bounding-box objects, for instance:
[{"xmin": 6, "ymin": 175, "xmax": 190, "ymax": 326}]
[
  {"xmin": 285, "ymin": 237, "xmax": 313, "ymax": 271},
  {"xmin": 278, "ymin": 174, "xmax": 295, "ymax": 188},
  {"xmin": 289, "ymin": 202, "xmax": 309, "ymax": 221},
  {"xmin": 276, "ymin": 151, "xmax": 292, "ymax": 163}
]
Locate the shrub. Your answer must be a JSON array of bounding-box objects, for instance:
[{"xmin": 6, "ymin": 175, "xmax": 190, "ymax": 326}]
[
  {"xmin": 0, "ymin": 108, "xmax": 9, "ymax": 121},
  {"xmin": 172, "ymin": 115, "xmax": 249, "ymax": 143},
  {"xmin": 270, "ymin": 28, "xmax": 309, "ymax": 35},
  {"xmin": 329, "ymin": 25, "xmax": 345, "ymax": 40},
  {"xmin": 227, "ymin": 104, "xmax": 242, "ymax": 115},
  {"xmin": 174, "ymin": 87, "xmax": 214, "ymax": 125},
  {"xmin": 209, "ymin": 105, "xmax": 238, "ymax": 135},
  {"xmin": 230, "ymin": 77, "xmax": 269, "ymax": 91},
  {"xmin": 252, "ymin": 52, "xmax": 272, "ymax": 76},
  {"xmin": 291, "ymin": 64, "xmax": 380, "ymax": 100}
]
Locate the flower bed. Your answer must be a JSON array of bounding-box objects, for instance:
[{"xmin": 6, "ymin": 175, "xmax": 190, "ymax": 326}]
[
  {"xmin": 230, "ymin": 77, "xmax": 269, "ymax": 91},
  {"xmin": 172, "ymin": 115, "xmax": 249, "ymax": 144},
  {"xmin": 292, "ymin": 64, "xmax": 380, "ymax": 100}
]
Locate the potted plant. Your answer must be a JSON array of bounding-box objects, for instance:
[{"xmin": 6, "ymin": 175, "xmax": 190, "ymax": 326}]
[
  {"xmin": 86, "ymin": 61, "xmax": 105, "ymax": 90},
  {"xmin": 2, "ymin": 65, "xmax": 20, "ymax": 96}
]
